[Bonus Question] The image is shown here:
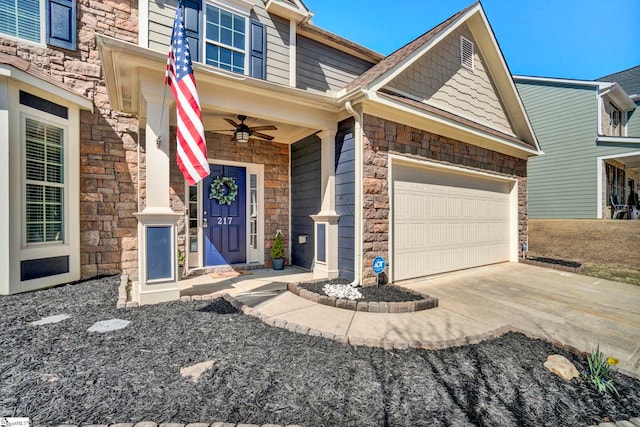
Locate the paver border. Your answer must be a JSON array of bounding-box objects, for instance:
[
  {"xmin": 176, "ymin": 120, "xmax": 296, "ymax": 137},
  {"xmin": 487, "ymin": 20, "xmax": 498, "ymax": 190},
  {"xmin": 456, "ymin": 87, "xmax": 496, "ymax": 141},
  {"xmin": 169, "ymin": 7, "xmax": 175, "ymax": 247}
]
[{"xmin": 287, "ymin": 281, "xmax": 439, "ymax": 313}]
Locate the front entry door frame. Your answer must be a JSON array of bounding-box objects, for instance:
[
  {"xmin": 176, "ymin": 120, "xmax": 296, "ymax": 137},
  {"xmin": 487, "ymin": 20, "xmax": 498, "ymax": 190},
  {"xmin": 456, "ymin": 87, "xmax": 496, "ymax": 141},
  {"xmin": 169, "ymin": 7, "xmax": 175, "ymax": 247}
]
[{"xmin": 186, "ymin": 159, "xmax": 264, "ymax": 268}]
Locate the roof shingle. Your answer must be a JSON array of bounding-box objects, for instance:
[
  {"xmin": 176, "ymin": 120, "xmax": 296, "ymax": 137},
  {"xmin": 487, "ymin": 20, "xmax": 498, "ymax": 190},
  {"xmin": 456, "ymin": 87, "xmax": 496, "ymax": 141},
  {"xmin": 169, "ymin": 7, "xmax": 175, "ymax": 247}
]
[
  {"xmin": 596, "ymin": 65, "xmax": 640, "ymax": 97},
  {"xmin": 344, "ymin": 2, "xmax": 478, "ymax": 92}
]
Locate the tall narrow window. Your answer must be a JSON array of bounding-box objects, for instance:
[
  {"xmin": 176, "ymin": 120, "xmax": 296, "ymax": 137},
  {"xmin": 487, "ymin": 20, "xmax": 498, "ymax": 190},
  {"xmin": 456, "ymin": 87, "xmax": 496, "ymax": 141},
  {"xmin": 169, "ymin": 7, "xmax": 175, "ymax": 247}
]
[
  {"xmin": 25, "ymin": 117, "xmax": 64, "ymax": 244},
  {"xmin": 188, "ymin": 185, "xmax": 199, "ymax": 254},
  {"xmin": 249, "ymin": 173, "xmax": 257, "ymax": 250},
  {"xmin": 609, "ymin": 103, "xmax": 622, "ymax": 136},
  {"xmin": 205, "ymin": 4, "xmax": 246, "ymax": 73}
]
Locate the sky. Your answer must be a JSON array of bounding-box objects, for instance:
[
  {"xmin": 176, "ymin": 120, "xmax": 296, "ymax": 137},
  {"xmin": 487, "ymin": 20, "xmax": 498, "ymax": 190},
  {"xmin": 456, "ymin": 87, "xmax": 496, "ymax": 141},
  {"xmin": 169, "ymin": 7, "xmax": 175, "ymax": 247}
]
[{"xmin": 303, "ymin": 0, "xmax": 640, "ymax": 81}]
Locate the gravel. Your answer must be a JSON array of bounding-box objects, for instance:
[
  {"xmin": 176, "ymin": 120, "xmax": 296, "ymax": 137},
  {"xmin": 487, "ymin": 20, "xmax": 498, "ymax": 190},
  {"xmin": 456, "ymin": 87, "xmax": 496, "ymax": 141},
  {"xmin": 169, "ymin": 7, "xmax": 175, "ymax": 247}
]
[
  {"xmin": 300, "ymin": 281, "xmax": 424, "ymax": 303},
  {"xmin": 1, "ymin": 276, "xmax": 639, "ymax": 426}
]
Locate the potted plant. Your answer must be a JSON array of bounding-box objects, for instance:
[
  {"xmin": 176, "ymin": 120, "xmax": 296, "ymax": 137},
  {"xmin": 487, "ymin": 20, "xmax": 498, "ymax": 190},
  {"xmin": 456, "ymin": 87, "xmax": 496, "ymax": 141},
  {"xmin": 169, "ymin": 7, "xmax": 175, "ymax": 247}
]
[{"xmin": 270, "ymin": 231, "xmax": 285, "ymax": 270}]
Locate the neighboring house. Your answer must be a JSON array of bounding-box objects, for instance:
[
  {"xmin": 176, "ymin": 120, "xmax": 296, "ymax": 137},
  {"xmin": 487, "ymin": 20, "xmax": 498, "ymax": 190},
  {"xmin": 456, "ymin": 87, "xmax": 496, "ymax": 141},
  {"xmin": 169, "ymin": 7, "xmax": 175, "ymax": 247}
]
[
  {"xmin": 515, "ymin": 65, "xmax": 640, "ymax": 219},
  {"xmin": 0, "ymin": 0, "xmax": 540, "ymax": 302}
]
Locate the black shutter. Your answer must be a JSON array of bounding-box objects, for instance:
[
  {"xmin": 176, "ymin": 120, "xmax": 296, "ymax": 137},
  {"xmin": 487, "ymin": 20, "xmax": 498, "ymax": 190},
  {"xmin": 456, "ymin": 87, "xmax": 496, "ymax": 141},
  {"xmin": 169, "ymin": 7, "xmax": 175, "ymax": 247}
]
[
  {"xmin": 46, "ymin": 0, "xmax": 76, "ymax": 50},
  {"xmin": 182, "ymin": 0, "xmax": 202, "ymax": 62},
  {"xmin": 249, "ymin": 20, "xmax": 266, "ymax": 79}
]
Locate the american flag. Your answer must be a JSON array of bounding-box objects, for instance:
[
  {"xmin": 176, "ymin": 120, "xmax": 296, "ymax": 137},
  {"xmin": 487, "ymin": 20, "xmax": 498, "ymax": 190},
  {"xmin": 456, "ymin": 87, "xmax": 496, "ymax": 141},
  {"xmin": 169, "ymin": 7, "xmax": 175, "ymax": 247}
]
[{"xmin": 165, "ymin": 0, "xmax": 210, "ymax": 185}]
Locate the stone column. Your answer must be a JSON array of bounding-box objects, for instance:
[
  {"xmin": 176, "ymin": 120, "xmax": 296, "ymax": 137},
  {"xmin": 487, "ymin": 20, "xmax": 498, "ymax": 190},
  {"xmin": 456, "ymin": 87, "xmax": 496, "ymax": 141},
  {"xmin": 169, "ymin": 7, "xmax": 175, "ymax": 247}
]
[
  {"xmin": 134, "ymin": 85, "xmax": 181, "ymax": 305},
  {"xmin": 310, "ymin": 129, "xmax": 339, "ymax": 279}
]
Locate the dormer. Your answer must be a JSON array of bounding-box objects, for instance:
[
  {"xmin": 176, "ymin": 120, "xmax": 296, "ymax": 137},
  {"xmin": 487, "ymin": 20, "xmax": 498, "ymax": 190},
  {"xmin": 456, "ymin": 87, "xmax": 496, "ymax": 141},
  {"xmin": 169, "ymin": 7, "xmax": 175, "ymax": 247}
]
[
  {"xmin": 264, "ymin": 0, "xmax": 312, "ymax": 23},
  {"xmin": 599, "ymin": 83, "xmax": 635, "ymax": 137}
]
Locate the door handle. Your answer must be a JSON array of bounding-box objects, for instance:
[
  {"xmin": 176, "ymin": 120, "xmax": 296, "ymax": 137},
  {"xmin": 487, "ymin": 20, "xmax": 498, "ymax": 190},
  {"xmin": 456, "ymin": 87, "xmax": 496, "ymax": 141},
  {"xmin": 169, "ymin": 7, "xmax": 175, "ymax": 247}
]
[{"xmin": 203, "ymin": 218, "xmax": 208, "ymax": 228}]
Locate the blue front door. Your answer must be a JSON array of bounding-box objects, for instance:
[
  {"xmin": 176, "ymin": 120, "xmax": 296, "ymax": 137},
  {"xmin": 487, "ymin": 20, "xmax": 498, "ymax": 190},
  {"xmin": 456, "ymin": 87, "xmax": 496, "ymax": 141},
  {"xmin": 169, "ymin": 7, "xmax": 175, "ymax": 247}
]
[{"xmin": 203, "ymin": 165, "xmax": 246, "ymax": 266}]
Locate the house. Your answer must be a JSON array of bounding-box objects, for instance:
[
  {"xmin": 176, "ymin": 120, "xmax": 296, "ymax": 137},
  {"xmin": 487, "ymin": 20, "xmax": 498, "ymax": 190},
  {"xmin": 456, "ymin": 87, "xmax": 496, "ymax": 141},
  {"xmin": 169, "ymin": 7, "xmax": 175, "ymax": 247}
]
[
  {"xmin": 0, "ymin": 0, "xmax": 540, "ymax": 302},
  {"xmin": 515, "ymin": 66, "xmax": 640, "ymax": 219}
]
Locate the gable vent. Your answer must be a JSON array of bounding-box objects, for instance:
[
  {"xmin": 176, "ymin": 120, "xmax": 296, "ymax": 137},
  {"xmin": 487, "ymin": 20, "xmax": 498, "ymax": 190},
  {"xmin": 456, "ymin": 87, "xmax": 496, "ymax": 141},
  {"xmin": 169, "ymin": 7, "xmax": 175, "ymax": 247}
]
[{"xmin": 461, "ymin": 36, "xmax": 474, "ymax": 70}]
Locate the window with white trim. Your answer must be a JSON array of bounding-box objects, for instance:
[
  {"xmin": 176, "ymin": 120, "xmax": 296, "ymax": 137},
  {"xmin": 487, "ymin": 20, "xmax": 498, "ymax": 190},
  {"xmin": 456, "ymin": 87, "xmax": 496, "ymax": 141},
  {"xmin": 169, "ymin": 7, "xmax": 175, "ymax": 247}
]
[
  {"xmin": 460, "ymin": 35, "xmax": 474, "ymax": 71},
  {"xmin": 0, "ymin": 0, "xmax": 41, "ymax": 43},
  {"xmin": 609, "ymin": 103, "xmax": 622, "ymax": 136},
  {"xmin": 249, "ymin": 173, "xmax": 257, "ymax": 250},
  {"xmin": 205, "ymin": 4, "xmax": 246, "ymax": 73},
  {"xmin": 0, "ymin": 0, "xmax": 76, "ymax": 49},
  {"xmin": 24, "ymin": 117, "xmax": 65, "ymax": 244}
]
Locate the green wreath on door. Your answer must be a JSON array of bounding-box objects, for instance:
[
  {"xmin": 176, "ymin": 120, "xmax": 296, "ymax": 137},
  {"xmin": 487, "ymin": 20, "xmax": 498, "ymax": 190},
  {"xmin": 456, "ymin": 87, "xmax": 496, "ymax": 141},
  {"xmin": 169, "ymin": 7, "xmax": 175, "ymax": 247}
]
[{"xmin": 209, "ymin": 176, "xmax": 238, "ymax": 205}]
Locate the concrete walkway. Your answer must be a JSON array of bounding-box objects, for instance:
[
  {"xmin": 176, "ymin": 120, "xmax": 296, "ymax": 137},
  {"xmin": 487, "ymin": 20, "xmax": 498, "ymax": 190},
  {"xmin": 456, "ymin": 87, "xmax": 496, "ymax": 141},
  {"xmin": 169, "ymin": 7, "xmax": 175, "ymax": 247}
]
[{"xmin": 211, "ymin": 263, "xmax": 640, "ymax": 377}]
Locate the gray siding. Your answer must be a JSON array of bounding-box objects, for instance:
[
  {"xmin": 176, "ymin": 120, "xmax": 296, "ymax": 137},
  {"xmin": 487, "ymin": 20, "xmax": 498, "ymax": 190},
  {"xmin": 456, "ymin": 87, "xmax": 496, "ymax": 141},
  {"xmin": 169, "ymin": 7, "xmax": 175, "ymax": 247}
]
[
  {"xmin": 297, "ymin": 35, "xmax": 375, "ymax": 93},
  {"xmin": 627, "ymin": 102, "xmax": 640, "ymax": 137},
  {"xmin": 148, "ymin": 0, "xmax": 290, "ymax": 85},
  {"xmin": 148, "ymin": 1, "xmax": 173, "ymax": 53},
  {"xmin": 291, "ymin": 135, "xmax": 321, "ymax": 269},
  {"xmin": 252, "ymin": 7, "xmax": 290, "ymax": 86},
  {"xmin": 335, "ymin": 119, "xmax": 355, "ymax": 280},
  {"xmin": 517, "ymin": 81, "xmax": 640, "ymax": 219}
]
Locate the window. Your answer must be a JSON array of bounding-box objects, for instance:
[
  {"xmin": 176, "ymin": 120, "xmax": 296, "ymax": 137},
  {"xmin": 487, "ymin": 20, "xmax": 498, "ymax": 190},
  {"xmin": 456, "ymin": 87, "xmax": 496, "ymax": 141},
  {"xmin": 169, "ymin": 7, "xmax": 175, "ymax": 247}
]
[
  {"xmin": 188, "ymin": 185, "xmax": 199, "ymax": 254},
  {"xmin": 182, "ymin": 1, "xmax": 264, "ymax": 78},
  {"xmin": 0, "ymin": 0, "xmax": 41, "ymax": 43},
  {"xmin": 460, "ymin": 36, "xmax": 474, "ymax": 70},
  {"xmin": 24, "ymin": 117, "xmax": 65, "ymax": 244},
  {"xmin": 249, "ymin": 173, "xmax": 257, "ymax": 250},
  {"xmin": 0, "ymin": 0, "xmax": 76, "ymax": 49},
  {"xmin": 205, "ymin": 4, "xmax": 246, "ymax": 73},
  {"xmin": 609, "ymin": 103, "xmax": 622, "ymax": 136}
]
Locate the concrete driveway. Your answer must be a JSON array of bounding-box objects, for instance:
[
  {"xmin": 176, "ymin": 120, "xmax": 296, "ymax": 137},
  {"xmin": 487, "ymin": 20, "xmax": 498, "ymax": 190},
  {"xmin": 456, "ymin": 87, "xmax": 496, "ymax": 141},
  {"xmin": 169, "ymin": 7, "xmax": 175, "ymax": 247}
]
[
  {"xmin": 402, "ymin": 262, "xmax": 640, "ymax": 376},
  {"xmin": 236, "ymin": 262, "xmax": 640, "ymax": 377}
]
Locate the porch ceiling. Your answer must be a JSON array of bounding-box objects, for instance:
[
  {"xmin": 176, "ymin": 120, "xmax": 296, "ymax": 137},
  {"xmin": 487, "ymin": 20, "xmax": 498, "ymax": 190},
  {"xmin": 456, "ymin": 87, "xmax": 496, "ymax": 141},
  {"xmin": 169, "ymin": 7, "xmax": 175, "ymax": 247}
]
[
  {"xmin": 619, "ymin": 154, "xmax": 640, "ymax": 171},
  {"xmin": 97, "ymin": 34, "xmax": 341, "ymax": 143}
]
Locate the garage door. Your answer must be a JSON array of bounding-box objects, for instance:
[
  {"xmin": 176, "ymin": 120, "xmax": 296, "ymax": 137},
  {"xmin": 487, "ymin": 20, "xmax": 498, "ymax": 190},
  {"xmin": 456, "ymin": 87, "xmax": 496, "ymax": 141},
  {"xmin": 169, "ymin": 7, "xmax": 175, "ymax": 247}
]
[{"xmin": 393, "ymin": 163, "xmax": 512, "ymax": 281}]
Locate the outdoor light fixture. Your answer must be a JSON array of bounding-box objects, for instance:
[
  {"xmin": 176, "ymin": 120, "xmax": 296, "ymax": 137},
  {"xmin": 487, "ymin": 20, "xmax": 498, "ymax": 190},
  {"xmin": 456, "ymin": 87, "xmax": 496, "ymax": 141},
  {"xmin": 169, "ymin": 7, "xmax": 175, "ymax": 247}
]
[{"xmin": 234, "ymin": 127, "xmax": 251, "ymax": 143}]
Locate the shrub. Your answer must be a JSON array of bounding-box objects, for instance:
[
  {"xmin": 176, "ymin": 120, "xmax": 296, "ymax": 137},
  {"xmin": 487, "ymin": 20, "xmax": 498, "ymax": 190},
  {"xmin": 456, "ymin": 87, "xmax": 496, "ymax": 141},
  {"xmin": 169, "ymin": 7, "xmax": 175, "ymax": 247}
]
[{"xmin": 270, "ymin": 231, "xmax": 285, "ymax": 260}]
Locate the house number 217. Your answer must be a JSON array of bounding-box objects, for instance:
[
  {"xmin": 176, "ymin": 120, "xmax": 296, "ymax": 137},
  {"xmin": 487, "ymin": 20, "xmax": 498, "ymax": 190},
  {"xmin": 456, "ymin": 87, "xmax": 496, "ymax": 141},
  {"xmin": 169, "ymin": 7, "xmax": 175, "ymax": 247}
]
[{"xmin": 217, "ymin": 217, "xmax": 233, "ymax": 225}]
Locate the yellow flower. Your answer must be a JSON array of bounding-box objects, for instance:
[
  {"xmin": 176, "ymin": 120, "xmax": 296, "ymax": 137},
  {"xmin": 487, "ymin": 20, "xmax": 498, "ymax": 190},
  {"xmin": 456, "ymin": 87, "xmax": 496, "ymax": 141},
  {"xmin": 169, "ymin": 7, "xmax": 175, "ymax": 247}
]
[{"xmin": 607, "ymin": 357, "xmax": 619, "ymax": 366}]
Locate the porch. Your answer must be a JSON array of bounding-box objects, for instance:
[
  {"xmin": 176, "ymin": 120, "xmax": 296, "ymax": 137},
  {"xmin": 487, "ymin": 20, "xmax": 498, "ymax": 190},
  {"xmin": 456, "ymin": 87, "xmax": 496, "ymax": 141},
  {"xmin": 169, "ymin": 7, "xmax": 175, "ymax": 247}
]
[
  {"xmin": 98, "ymin": 35, "xmax": 347, "ymax": 305},
  {"xmin": 177, "ymin": 265, "xmax": 313, "ymax": 300}
]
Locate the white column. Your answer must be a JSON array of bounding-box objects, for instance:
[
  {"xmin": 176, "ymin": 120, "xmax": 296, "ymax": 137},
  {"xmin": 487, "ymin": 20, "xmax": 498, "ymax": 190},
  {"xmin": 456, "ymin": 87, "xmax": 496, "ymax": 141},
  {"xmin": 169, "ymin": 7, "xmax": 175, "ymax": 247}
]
[
  {"xmin": 142, "ymin": 89, "xmax": 172, "ymax": 212},
  {"xmin": 134, "ymin": 85, "xmax": 181, "ymax": 305},
  {"xmin": 0, "ymin": 78, "xmax": 10, "ymax": 294},
  {"xmin": 310, "ymin": 129, "xmax": 339, "ymax": 279}
]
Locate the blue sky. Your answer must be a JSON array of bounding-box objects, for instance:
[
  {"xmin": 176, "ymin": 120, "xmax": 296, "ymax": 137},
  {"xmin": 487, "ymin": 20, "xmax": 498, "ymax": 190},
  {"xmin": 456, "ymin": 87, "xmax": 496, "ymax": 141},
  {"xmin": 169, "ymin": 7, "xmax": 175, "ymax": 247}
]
[{"xmin": 303, "ymin": 0, "xmax": 640, "ymax": 81}]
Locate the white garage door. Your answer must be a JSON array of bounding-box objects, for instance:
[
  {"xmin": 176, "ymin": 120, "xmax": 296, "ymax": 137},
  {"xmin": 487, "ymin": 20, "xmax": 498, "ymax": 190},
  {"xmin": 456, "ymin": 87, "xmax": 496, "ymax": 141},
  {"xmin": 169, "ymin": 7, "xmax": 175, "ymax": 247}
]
[{"xmin": 393, "ymin": 163, "xmax": 513, "ymax": 281}]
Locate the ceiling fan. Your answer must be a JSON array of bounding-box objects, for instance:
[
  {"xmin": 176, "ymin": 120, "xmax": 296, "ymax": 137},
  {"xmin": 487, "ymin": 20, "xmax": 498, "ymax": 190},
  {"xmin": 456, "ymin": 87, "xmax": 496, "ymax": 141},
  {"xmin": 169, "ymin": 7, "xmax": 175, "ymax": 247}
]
[{"xmin": 213, "ymin": 115, "xmax": 278, "ymax": 142}]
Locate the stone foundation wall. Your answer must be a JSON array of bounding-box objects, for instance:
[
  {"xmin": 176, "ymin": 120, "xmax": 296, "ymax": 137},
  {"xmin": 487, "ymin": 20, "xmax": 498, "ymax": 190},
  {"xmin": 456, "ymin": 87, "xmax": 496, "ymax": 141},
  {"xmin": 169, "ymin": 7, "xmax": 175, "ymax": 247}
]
[
  {"xmin": 0, "ymin": 0, "xmax": 140, "ymax": 279},
  {"xmin": 165, "ymin": 131, "xmax": 290, "ymax": 267},
  {"xmin": 361, "ymin": 114, "xmax": 528, "ymax": 286}
]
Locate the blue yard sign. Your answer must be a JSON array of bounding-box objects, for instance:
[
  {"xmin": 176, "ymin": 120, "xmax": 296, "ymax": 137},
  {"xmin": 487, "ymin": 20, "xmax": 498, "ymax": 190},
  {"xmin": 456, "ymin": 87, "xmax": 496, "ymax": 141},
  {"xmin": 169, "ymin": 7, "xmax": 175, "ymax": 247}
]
[{"xmin": 373, "ymin": 256, "xmax": 385, "ymax": 274}]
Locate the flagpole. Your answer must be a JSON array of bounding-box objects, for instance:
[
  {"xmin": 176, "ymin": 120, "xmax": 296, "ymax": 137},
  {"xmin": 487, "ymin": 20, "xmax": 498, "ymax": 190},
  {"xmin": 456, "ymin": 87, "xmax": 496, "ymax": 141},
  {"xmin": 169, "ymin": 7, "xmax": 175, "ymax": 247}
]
[
  {"xmin": 157, "ymin": 1, "xmax": 179, "ymax": 147},
  {"xmin": 156, "ymin": 82, "xmax": 169, "ymax": 147}
]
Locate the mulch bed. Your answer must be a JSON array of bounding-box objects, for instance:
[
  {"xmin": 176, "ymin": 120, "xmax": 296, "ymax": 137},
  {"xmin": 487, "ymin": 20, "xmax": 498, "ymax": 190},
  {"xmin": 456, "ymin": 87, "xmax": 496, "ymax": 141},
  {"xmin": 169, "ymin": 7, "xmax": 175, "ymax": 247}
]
[
  {"xmin": 1, "ymin": 276, "xmax": 639, "ymax": 426},
  {"xmin": 523, "ymin": 256, "xmax": 586, "ymax": 273},
  {"xmin": 299, "ymin": 280, "xmax": 425, "ymax": 302}
]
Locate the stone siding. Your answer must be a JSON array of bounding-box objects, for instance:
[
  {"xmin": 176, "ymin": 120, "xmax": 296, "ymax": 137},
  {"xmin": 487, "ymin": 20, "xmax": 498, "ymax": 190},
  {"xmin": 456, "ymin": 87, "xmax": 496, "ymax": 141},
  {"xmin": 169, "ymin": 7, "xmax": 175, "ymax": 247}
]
[
  {"xmin": 1, "ymin": 0, "xmax": 140, "ymax": 279},
  {"xmin": 361, "ymin": 114, "xmax": 527, "ymax": 286},
  {"xmin": 166, "ymin": 131, "xmax": 290, "ymax": 266}
]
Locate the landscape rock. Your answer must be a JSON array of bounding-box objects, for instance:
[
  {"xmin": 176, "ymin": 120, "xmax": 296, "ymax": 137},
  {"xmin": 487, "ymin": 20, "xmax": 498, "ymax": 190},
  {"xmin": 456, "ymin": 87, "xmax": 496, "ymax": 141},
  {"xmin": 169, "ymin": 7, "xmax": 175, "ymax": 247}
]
[
  {"xmin": 30, "ymin": 314, "xmax": 71, "ymax": 325},
  {"xmin": 87, "ymin": 318, "xmax": 130, "ymax": 333},
  {"xmin": 544, "ymin": 354, "xmax": 579, "ymax": 380},
  {"xmin": 180, "ymin": 360, "xmax": 215, "ymax": 382}
]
